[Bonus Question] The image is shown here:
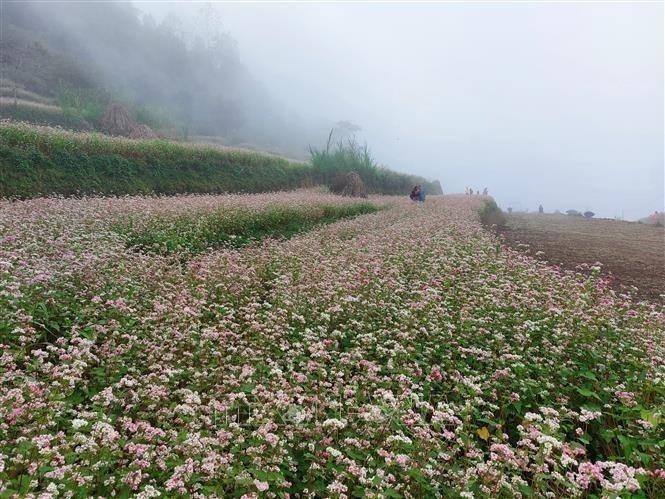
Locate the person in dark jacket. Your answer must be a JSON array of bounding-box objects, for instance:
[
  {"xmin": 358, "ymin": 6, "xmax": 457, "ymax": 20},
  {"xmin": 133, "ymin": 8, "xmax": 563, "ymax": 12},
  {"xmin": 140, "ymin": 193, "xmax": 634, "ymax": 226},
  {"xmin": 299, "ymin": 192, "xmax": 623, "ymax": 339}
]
[{"xmin": 418, "ymin": 186, "xmax": 426, "ymax": 202}]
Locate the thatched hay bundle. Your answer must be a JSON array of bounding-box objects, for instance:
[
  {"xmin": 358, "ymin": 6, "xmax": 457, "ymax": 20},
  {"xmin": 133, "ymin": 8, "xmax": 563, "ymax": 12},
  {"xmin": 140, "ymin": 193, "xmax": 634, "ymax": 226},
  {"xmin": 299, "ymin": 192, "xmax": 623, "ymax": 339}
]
[
  {"xmin": 100, "ymin": 104, "xmax": 157, "ymax": 139},
  {"xmin": 331, "ymin": 172, "xmax": 367, "ymax": 198},
  {"xmin": 129, "ymin": 124, "xmax": 157, "ymax": 139},
  {"xmin": 99, "ymin": 104, "xmax": 137, "ymax": 137}
]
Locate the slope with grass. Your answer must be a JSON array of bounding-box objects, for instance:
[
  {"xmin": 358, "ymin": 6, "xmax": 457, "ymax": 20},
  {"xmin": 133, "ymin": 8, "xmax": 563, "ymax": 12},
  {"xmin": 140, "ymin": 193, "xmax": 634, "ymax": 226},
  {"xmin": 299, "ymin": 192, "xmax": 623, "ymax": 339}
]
[
  {"xmin": 0, "ymin": 123, "xmax": 309, "ymax": 197},
  {"xmin": 0, "ymin": 123, "xmax": 441, "ymax": 198}
]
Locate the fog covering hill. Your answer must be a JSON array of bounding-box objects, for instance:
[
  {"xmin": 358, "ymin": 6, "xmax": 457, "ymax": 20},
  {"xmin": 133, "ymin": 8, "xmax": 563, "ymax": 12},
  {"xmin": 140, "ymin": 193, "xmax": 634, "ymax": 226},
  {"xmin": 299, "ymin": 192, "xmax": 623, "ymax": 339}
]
[{"xmin": 0, "ymin": 1, "xmax": 325, "ymax": 158}]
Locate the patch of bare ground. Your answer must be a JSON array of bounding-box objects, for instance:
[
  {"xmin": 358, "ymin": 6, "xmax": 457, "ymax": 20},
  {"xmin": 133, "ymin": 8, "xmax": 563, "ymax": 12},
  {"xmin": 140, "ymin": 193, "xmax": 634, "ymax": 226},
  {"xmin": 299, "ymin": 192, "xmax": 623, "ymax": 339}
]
[{"xmin": 499, "ymin": 213, "xmax": 665, "ymax": 302}]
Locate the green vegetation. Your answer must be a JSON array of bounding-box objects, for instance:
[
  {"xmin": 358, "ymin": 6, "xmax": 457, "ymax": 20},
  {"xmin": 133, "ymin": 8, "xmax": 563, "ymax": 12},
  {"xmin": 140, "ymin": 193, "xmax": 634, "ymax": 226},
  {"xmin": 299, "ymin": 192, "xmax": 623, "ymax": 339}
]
[
  {"xmin": 0, "ymin": 123, "xmax": 441, "ymax": 198},
  {"xmin": 1, "ymin": 2, "xmax": 263, "ymax": 138},
  {"xmin": 479, "ymin": 198, "xmax": 507, "ymax": 228},
  {"xmin": 2, "ymin": 194, "xmax": 662, "ymax": 496},
  {"xmin": 0, "ymin": 123, "xmax": 309, "ymax": 197},
  {"xmin": 113, "ymin": 202, "xmax": 379, "ymax": 256},
  {"xmin": 0, "ymin": 101, "xmax": 92, "ymax": 131},
  {"xmin": 55, "ymin": 83, "xmax": 175, "ymax": 132},
  {"xmin": 55, "ymin": 84, "xmax": 111, "ymax": 124},
  {"xmin": 0, "ymin": 85, "xmax": 55, "ymax": 105},
  {"xmin": 309, "ymin": 136, "xmax": 442, "ymax": 195}
]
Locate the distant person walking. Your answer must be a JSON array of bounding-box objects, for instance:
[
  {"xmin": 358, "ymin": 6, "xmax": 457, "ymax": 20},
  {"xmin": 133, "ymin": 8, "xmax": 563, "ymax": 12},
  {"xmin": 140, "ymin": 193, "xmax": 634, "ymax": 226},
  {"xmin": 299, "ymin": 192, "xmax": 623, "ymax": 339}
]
[
  {"xmin": 482, "ymin": 187, "xmax": 488, "ymax": 196},
  {"xmin": 418, "ymin": 185, "xmax": 426, "ymax": 203},
  {"xmin": 410, "ymin": 185, "xmax": 420, "ymax": 201},
  {"xmin": 539, "ymin": 204, "xmax": 544, "ymax": 214}
]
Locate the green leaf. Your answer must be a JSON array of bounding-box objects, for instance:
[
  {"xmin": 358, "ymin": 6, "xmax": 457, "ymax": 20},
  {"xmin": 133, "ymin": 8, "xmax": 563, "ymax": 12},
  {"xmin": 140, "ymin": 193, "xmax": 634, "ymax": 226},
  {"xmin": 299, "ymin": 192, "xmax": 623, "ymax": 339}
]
[
  {"xmin": 576, "ymin": 387, "xmax": 601, "ymax": 400},
  {"xmin": 520, "ymin": 484, "xmax": 533, "ymax": 496},
  {"xmin": 640, "ymin": 409, "xmax": 662, "ymax": 426}
]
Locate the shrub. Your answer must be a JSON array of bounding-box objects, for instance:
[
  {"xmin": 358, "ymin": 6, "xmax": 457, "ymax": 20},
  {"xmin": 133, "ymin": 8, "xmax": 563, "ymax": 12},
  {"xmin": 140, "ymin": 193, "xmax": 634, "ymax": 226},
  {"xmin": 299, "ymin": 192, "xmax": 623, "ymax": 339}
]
[
  {"xmin": 566, "ymin": 209, "xmax": 583, "ymax": 217},
  {"xmin": 479, "ymin": 199, "xmax": 507, "ymax": 228},
  {"xmin": 583, "ymin": 211, "xmax": 595, "ymax": 218},
  {"xmin": 309, "ymin": 134, "xmax": 441, "ymax": 196}
]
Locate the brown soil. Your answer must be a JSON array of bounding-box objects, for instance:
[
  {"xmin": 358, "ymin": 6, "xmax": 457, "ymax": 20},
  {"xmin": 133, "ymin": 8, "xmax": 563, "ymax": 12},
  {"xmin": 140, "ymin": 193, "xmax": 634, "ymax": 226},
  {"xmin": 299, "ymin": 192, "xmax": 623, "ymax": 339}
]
[{"xmin": 499, "ymin": 213, "xmax": 665, "ymax": 302}]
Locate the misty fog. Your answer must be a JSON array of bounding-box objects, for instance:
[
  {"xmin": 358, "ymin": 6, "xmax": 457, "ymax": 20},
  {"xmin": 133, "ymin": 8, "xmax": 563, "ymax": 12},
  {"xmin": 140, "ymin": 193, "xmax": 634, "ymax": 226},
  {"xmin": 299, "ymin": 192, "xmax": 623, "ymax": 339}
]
[
  {"xmin": 135, "ymin": 1, "xmax": 663, "ymax": 220},
  {"xmin": 3, "ymin": 1, "xmax": 662, "ymax": 219}
]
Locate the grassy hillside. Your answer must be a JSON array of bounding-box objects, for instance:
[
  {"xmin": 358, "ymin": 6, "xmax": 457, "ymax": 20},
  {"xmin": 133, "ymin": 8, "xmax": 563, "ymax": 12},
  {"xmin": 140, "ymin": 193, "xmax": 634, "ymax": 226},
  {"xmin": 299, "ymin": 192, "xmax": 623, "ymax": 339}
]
[
  {"xmin": 0, "ymin": 2, "xmax": 293, "ymax": 144},
  {"xmin": 0, "ymin": 123, "xmax": 441, "ymax": 198},
  {"xmin": 0, "ymin": 99, "xmax": 93, "ymax": 131}
]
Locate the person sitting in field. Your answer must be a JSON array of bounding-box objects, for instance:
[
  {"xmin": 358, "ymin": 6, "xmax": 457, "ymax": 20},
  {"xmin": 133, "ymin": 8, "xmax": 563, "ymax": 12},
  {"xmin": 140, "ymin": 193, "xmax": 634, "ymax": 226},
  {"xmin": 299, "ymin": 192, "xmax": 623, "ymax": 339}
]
[
  {"xmin": 419, "ymin": 186, "xmax": 426, "ymax": 202},
  {"xmin": 410, "ymin": 185, "xmax": 420, "ymax": 201}
]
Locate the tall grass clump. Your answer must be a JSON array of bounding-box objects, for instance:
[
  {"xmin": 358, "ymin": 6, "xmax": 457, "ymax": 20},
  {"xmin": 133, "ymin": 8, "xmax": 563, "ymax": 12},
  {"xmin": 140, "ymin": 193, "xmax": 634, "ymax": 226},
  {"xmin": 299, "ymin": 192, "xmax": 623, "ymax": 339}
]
[{"xmin": 309, "ymin": 133, "xmax": 442, "ymax": 196}]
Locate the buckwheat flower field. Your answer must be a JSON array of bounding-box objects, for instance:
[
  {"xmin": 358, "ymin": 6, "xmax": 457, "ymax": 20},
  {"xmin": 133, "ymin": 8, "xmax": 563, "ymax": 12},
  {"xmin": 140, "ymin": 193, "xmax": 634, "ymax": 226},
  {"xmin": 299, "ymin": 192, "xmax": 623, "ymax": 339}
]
[{"xmin": 1, "ymin": 192, "xmax": 663, "ymax": 498}]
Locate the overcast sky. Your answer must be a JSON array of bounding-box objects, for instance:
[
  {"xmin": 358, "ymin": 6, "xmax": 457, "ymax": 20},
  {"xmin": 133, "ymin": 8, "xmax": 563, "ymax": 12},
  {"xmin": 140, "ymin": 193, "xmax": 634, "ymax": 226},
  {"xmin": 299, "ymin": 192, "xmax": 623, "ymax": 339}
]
[{"xmin": 136, "ymin": 1, "xmax": 663, "ymax": 219}]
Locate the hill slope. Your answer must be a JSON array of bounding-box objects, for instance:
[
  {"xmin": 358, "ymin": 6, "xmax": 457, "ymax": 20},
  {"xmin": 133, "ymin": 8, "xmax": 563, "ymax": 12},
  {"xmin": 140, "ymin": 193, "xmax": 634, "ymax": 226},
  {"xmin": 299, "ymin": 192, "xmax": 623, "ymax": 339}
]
[{"xmin": 0, "ymin": 123, "xmax": 442, "ymax": 197}]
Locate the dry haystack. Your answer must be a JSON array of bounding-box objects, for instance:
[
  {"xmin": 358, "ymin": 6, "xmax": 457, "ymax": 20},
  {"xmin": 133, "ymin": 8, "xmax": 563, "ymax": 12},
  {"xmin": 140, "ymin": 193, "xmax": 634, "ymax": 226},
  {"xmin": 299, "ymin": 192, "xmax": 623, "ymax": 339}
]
[
  {"xmin": 99, "ymin": 104, "xmax": 156, "ymax": 139},
  {"xmin": 99, "ymin": 104, "xmax": 136, "ymax": 137},
  {"xmin": 340, "ymin": 171, "xmax": 367, "ymax": 198},
  {"xmin": 129, "ymin": 124, "xmax": 158, "ymax": 139}
]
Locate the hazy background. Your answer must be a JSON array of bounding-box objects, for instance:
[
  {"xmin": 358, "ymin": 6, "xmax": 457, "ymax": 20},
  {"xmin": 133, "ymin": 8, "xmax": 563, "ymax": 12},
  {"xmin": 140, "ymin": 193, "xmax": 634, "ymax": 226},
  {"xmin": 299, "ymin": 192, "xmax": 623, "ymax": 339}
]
[
  {"xmin": 2, "ymin": 1, "xmax": 662, "ymax": 219},
  {"xmin": 135, "ymin": 1, "xmax": 663, "ymax": 220}
]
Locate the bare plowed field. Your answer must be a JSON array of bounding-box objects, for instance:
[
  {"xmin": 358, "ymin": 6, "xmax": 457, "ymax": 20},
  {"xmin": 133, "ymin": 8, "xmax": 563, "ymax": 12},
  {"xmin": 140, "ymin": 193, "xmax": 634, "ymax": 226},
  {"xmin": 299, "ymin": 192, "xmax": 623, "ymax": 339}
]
[{"xmin": 501, "ymin": 213, "xmax": 664, "ymax": 301}]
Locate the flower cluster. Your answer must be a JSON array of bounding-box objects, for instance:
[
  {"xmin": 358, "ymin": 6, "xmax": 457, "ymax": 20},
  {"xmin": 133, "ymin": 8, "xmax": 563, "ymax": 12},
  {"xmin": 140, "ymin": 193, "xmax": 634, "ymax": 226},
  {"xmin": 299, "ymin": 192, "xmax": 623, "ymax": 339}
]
[{"xmin": 0, "ymin": 192, "xmax": 663, "ymax": 497}]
